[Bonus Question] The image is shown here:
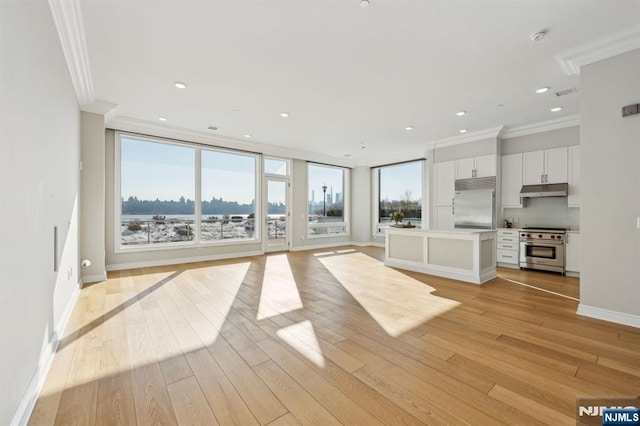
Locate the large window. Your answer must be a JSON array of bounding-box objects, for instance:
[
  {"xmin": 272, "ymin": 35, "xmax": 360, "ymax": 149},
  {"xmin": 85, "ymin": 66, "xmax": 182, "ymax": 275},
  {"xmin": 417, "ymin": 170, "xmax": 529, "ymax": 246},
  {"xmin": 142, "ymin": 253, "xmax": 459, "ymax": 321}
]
[
  {"xmin": 201, "ymin": 150, "xmax": 257, "ymax": 242},
  {"xmin": 117, "ymin": 134, "xmax": 258, "ymax": 250},
  {"xmin": 374, "ymin": 160, "xmax": 424, "ymax": 234},
  {"xmin": 307, "ymin": 163, "xmax": 349, "ymax": 237}
]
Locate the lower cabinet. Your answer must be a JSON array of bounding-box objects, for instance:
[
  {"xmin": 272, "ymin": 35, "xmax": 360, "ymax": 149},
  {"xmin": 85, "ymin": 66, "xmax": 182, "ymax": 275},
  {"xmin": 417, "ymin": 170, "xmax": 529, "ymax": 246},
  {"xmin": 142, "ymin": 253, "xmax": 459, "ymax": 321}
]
[
  {"xmin": 434, "ymin": 206, "xmax": 454, "ymax": 230},
  {"xmin": 565, "ymin": 232, "xmax": 580, "ymax": 273},
  {"xmin": 497, "ymin": 228, "xmax": 520, "ymax": 268}
]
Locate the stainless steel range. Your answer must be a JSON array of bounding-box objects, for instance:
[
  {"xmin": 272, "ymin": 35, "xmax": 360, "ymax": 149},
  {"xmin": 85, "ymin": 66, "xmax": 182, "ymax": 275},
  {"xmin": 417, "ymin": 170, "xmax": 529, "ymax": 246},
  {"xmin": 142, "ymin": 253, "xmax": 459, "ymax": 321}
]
[{"xmin": 519, "ymin": 227, "xmax": 566, "ymax": 274}]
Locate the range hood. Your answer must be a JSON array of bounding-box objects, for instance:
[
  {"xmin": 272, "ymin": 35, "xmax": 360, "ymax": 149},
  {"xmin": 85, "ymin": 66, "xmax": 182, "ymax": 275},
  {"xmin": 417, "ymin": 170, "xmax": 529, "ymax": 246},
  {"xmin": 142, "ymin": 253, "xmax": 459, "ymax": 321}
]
[{"xmin": 519, "ymin": 183, "xmax": 568, "ymax": 198}]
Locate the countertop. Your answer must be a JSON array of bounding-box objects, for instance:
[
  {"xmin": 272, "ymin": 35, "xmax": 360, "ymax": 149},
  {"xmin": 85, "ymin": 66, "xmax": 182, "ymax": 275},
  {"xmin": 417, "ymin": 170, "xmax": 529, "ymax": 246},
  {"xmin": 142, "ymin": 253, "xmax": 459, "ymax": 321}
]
[{"xmin": 387, "ymin": 228, "xmax": 496, "ymax": 235}]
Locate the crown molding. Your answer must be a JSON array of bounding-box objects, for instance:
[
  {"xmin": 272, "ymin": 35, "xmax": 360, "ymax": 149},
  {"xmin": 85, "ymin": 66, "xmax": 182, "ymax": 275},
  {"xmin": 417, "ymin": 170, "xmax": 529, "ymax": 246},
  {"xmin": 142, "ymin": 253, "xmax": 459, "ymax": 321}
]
[
  {"xmin": 83, "ymin": 100, "xmax": 119, "ymax": 122},
  {"xmin": 425, "ymin": 125, "xmax": 505, "ymax": 151},
  {"xmin": 107, "ymin": 116, "xmax": 357, "ymax": 168},
  {"xmin": 502, "ymin": 114, "xmax": 580, "ymax": 139},
  {"xmin": 556, "ymin": 24, "xmax": 640, "ymax": 76},
  {"xmin": 48, "ymin": 0, "xmax": 95, "ymax": 107}
]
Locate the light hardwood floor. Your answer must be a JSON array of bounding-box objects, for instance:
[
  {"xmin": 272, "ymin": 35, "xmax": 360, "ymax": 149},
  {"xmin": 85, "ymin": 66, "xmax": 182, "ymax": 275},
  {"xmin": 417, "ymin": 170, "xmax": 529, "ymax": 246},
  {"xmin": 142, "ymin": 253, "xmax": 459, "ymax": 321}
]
[{"xmin": 29, "ymin": 246, "xmax": 640, "ymax": 425}]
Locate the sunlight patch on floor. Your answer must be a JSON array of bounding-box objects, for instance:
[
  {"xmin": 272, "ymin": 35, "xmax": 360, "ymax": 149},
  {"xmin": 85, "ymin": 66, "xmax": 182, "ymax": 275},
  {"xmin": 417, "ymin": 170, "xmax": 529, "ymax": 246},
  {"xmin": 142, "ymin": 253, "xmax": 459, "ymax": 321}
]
[
  {"xmin": 257, "ymin": 255, "xmax": 303, "ymax": 320},
  {"xmin": 186, "ymin": 262, "xmax": 251, "ymax": 345},
  {"xmin": 276, "ymin": 320, "xmax": 326, "ymax": 368},
  {"xmin": 319, "ymin": 252, "xmax": 461, "ymax": 337}
]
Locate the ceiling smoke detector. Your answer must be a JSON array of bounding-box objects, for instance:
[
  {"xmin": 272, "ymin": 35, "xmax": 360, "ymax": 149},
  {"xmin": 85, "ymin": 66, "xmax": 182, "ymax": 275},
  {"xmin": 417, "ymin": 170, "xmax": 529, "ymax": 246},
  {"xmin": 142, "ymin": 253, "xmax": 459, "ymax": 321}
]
[
  {"xmin": 208, "ymin": 125, "xmax": 218, "ymax": 131},
  {"xmin": 529, "ymin": 30, "xmax": 547, "ymax": 42},
  {"xmin": 360, "ymin": 0, "xmax": 369, "ymax": 8}
]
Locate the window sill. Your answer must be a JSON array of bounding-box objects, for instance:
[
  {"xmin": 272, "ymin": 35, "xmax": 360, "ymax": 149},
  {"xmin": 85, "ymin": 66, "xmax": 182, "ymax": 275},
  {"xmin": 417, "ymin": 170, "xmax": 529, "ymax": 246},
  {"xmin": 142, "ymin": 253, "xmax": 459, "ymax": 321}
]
[{"xmin": 115, "ymin": 238, "xmax": 261, "ymax": 254}]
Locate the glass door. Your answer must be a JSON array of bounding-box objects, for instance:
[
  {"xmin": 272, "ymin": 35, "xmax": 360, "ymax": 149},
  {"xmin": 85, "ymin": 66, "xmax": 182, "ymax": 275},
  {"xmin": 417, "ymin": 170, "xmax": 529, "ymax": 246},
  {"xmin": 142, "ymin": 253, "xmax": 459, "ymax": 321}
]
[{"xmin": 264, "ymin": 178, "xmax": 289, "ymax": 252}]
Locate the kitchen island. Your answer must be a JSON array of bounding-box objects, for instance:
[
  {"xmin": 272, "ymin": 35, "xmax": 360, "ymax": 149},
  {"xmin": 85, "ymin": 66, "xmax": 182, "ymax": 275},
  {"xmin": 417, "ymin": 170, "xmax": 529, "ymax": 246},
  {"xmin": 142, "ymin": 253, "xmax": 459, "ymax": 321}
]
[{"xmin": 384, "ymin": 228, "xmax": 497, "ymax": 284}]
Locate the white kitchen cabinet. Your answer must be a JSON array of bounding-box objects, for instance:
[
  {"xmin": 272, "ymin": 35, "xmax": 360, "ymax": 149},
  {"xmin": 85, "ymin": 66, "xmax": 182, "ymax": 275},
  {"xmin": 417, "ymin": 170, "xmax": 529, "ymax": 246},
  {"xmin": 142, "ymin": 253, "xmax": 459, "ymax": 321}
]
[
  {"xmin": 496, "ymin": 228, "xmax": 520, "ymax": 268},
  {"xmin": 501, "ymin": 153, "xmax": 523, "ymax": 208},
  {"xmin": 434, "ymin": 161, "xmax": 455, "ymax": 206},
  {"xmin": 434, "ymin": 206, "xmax": 455, "ymax": 230},
  {"xmin": 565, "ymin": 232, "xmax": 580, "ymax": 273},
  {"xmin": 523, "ymin": 147, "xmax": 568, "ymax": 185},
  {"xmin": 455, "ymin": 154, "xmax": 496, "ymax": 179},
  {"xmin": 568, "ymin": 145, "xmax": 580, "ymax": 207}
]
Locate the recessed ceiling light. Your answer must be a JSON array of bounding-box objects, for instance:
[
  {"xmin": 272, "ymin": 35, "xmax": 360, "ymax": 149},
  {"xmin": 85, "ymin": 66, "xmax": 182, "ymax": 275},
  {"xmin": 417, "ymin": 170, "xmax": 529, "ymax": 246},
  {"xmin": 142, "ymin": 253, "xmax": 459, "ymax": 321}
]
[
  {"xmin": 174, "ymin": 81, "xmax": 187, "ymax": 89},
  {"xmin": 280, "ymin": 112, "xmax": 289, "ymax": 118},
  {"xmin": 208, "ymin": 125, "xmax": 218, "ymax": 131},
  {"xmin": 405, "ymin": 126, "xmax": 414, "ymax": 131},
  {"xmin": 360, "ymin": 0, "xmax": 369, "ymax": 8},
  {"xmin": 231, "ymin": 109, "xmax": 239, "ymax": 113},
  {"xmin": 536, "ymin": 87, "xmax": 549, "ymax": 94},
  {"xmin": 244, "ymin": 134, "xmax": 252, "ymax": 138},
  {"xmin": 158, "ymin": 116, "xmax": 168, "ymax": 121},
  {"xmin": 456, "ymin": 111, "xmax": 466, "ymax": 116},
  {"xmin": 459, "ymin": 129, "xmax": 468, "ymax": 133},
  {"xmin": 550, "ymin": 107, "xmax": 563, "ymax": 112},
  {"xmin": 497, "ymin": 103, "xmax": 504, "ymax": 107},
  {"xmin": 529, "ymin": 30, "xmax": 547, "ymax": 42},
  {"xmin": 344, "ymin": 154, "xmax": 352, "ymax": 157}
]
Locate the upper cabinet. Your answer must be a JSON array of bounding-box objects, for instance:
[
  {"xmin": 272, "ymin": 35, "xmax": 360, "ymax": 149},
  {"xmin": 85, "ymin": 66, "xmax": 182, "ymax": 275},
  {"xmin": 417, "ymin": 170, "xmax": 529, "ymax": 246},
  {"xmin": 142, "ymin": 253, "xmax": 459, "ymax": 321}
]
[
  {"xmin": 433, "ymin": 161, "xmax": 455, "ymax": 206},
  {"xmin": 455, "ymin": 154, "xmax": 496, "ymax": 179},
  {"xmin": 568, "ymin": 145, "xmax": 580, "ymax": 207},
  {"xmin": 522, "ymin": 147, "xmax": 568, "ymax": 185},
  {"xmin": 501, "ymin": 153, "xmax": 523, "ymax": 208}
]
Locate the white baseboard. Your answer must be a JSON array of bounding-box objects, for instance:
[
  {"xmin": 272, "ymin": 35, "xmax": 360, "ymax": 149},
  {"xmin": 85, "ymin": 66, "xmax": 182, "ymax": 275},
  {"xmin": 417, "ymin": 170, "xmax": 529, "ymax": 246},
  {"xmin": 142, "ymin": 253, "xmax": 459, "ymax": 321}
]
[
  {"xmin": 11, "ymin": 282, "xmax": 81, "ymax": 426},
  {"xmin": 106, "ymin": 250, "xmax": 264, "ymax": 271},
  {"xmin": 577, "ymin": 304, "xmax": 640, "ymax": 328},
  {"xmin": 81, "ymin": 272, "xmax": 107, "ymax": 284}
]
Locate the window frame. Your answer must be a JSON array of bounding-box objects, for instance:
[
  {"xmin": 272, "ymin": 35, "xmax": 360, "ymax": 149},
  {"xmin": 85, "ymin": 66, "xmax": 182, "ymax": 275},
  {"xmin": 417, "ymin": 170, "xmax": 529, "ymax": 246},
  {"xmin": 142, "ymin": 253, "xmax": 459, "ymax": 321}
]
[
  {"xmin": 114, "ymin": 132, "xmax": 261, "ymax": 253},
  {"xmin": 372, "ymin": 160, "xmax": 426, "ymax": 237},
  {"xmin": 306, "ymin": 162, "xmax": 350, "ymax": 239}
]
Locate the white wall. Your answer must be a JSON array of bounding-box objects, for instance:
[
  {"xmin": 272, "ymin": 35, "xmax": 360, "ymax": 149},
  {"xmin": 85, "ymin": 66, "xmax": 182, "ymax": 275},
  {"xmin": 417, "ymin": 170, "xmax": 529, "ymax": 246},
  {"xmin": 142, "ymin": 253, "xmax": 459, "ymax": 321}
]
[
  {"xmin": 0, "ymin": 1, "xmax": 81, "ymax": 424},
  {"xmin": 80, "ymin": 112, "xmax": 107, "ymax": 281},
  {"xmin": 579, "ymin": 48, "xmax": 640, "ymax": 323},
  {"xmin": 351, "ymin": 166, "xmax": 372, "ymax": 244},
  {"xmin": 433, "ymin": 137, "xmax": 497, "ymax": 163},
  {"xmin": 502, "ymin": 126, "xmax": 579, "ymax": 155}
]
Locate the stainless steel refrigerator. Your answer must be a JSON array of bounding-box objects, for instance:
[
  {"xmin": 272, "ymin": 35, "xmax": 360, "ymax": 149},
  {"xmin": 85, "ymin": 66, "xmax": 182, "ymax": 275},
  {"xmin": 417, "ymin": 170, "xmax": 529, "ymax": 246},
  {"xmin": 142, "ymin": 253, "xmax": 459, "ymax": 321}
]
[{"xmin": 454, "ymin": 178, "xmax": 496, "ymax": 229}]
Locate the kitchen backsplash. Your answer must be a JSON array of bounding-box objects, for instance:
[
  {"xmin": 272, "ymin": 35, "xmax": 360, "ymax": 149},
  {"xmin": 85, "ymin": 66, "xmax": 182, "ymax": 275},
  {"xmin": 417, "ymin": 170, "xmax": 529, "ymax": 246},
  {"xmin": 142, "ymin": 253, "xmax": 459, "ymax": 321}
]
[{"xmin": 502, "ymin": 197, "xmax": 579, "ymax": 230}]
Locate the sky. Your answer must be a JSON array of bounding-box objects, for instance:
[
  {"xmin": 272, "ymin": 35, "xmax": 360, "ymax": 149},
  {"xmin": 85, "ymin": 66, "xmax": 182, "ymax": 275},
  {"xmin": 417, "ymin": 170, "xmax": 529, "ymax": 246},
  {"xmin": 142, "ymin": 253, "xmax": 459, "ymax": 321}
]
[
  {"xmin": 379, "ymin": 161, "xmax": 423, "ymax": 203},
  {"xmin": 308, "ymin": 164, "xmax": 343, "ymax": 203},
  {"xmin": 121, "ymin": 137, "xmax": 256, "ymax": 204},
  {"xmin": 121, "ymin": 137, "xmax": 422, "ymax": 207}
]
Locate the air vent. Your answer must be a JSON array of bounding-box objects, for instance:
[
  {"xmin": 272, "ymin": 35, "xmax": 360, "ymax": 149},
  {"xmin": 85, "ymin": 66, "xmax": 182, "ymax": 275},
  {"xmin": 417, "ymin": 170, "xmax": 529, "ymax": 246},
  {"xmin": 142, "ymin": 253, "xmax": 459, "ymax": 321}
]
[
  {"xmin": 207, "ymin": 126, "xmax": 219, "ymax": 131},
  {"xmin": 555, "ymin": 88, "xmax": 577, "ymax": 97}
]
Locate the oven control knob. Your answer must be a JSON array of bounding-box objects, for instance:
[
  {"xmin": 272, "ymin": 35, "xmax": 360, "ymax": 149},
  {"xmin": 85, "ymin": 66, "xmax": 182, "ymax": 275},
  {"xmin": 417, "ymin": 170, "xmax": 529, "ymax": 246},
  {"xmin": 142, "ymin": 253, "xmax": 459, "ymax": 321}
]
[
  {"xmin": 538, "ymin": 234, "xmax": 542, "ymax": 238},
  {"xmin": 527, "ymin": 233, "xmax": 531, "ymax": 237},
  {"xmin": 556, "ymin": 235, "xmax": 562, "ymax": 240},
  {"xmin": 521, "ymin": 233, "xmax": 525, "ymax": 237},
  {"xmin": 550, "ymin": 235, "xmax": 555, "ymax": 239}
]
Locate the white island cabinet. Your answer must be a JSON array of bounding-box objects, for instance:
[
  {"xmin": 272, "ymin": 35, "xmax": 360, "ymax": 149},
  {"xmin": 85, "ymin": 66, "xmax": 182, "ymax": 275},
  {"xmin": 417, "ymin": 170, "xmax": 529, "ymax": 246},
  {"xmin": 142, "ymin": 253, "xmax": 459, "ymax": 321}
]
[{"xmin": 385, "ymin": 228, "xmax": 497, "ymax": 284}]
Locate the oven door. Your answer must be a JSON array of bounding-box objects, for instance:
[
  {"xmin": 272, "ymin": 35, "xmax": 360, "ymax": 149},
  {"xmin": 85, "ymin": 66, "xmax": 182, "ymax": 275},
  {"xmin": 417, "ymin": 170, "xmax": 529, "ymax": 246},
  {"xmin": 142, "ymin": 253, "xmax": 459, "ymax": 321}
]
[{"xmin": 520, "ymin": 240, "xmax": 565, "ymax": 271}]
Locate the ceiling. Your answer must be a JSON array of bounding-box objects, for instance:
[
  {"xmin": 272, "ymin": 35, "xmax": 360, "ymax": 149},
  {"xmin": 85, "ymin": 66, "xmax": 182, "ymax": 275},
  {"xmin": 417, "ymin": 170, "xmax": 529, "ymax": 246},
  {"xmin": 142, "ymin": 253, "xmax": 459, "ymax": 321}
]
[{"xmin": 78, "ymin": 0, "xmax": 640, "ymax": 165}]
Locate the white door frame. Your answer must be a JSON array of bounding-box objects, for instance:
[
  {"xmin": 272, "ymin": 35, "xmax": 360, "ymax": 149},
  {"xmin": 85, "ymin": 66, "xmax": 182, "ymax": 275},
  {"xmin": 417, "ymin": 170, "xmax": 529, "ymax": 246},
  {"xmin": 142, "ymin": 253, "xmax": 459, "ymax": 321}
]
[{"xmin": 263, "ymin": 176, "xmax": 291, "ymax": 252}]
